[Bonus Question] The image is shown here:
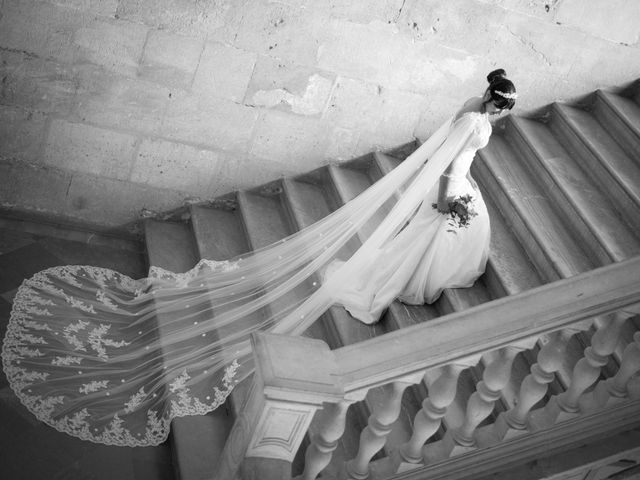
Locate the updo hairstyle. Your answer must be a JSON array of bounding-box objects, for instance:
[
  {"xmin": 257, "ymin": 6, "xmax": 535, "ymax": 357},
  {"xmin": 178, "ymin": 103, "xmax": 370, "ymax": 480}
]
[{"xmin": 486, "ymin": 68, "xmax": 516, "ymax": 110}]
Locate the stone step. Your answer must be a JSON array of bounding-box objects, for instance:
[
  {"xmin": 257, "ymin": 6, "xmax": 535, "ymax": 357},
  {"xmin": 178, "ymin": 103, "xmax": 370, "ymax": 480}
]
[
  {"xmin": 592, "ymin": 90, "xmax": 640, "ymax": 160},
  {"xmin": 549, "ymin": 103, "xmax": 640, "ymax": 231},
  {"xmin": 478, "ymin": 190, "xmax": 544, "ymax": 298},
  {"xmin": 190, "ymin": 201, "xmax": 249, "ymax": 260},
  {"xmin": 476, "ymin": 131, "xmax": 596, "ymax": 279},
  {"xmin": 189, "ymin": 203, "xmax": 256, "ymax": 416},
  {"xmin": 237, "ymin": 187, "xmax": 293, "ymax": 250},
  {"xmin": 327, "ymin": 159, "xmax": 395, "ymax": 243},
  {"xmin": 373, "ymin": 151, "xmax": 403, "ymax": 175},
  {"xmin": 144, "ymin": 219, "xmax": 198, "ymax": 274},
  {"xmin": 282, "ymin": 170, "xmax": 385, "ymax": 344},
  {"xmin": 143, "ymin": 219, "xmax": 233, "ymax": 480},
  {"xmin": 505, "ymin": 115, "xmax": 640, "ymax": 263},
  {"xmin": 235, "ymin": 185, "xmax": 326, "ymax": 340},
  {"xmin": 543, "ymin": 98, "xmax": 640, "ymax": 378},
  {"xmin": 474, "ymin": 132, "xmax": 593, "ymax": 387}
]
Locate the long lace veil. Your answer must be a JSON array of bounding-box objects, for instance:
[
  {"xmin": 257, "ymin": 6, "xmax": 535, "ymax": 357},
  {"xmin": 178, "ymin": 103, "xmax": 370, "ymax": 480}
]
[{"xmin": 2, "ymin": 113, "xmax": 481, "ymax": 446}]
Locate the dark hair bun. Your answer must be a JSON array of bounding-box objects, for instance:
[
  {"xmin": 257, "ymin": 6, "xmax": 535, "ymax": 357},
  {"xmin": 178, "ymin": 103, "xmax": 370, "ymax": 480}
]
[
  {"xmin": 485, "ymin": 68, "xmax": 517, "ymax": 110},
  {"xmin": 487, "ymin": 68, "xmax": 507, "ymax": 84}
]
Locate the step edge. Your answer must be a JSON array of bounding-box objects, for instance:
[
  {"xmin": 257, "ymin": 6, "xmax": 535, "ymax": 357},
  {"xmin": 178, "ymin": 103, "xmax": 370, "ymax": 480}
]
[
  {"xmin": 551, "ymin": 103, "xmax": 640, "ymax": 208},
  {"xmin": 506, "ymin": 116, "xmax": 621, "ymax": 264}
]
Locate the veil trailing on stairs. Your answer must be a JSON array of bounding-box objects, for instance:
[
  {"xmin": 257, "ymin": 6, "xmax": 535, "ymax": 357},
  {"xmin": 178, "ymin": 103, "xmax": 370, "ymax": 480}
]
[{"xmin": 2, "ymin": 113, "xmax": 485, "ymax": 446}]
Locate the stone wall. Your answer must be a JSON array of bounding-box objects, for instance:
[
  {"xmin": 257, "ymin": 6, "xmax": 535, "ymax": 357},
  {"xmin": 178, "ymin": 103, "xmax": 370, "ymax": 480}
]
[{"xmin": 1, "ymin": 0, "xmax": 639, "ymax": 230}]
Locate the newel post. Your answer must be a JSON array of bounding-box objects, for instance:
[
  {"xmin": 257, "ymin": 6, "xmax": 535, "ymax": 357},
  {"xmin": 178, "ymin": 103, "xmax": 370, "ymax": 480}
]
[{"xmin": 215, "ymin": 332, "xmax": 344, "ymax": 480}]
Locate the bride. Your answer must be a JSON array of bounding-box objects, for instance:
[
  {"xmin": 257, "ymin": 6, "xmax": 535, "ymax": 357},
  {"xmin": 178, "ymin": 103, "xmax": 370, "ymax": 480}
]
[
  {"xmin": 325, "ymin": 69, "xmax": 516, "ymax": 323},
  {"xmin": 2, "ymin": 69, "xmax": 516, "ymax": 446}
]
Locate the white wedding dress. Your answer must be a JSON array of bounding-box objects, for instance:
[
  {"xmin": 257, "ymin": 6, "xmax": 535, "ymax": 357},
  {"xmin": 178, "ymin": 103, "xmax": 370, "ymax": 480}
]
[
  {"xmin": 2, "ymin": 109, "xmax": 492, "ymax": 446},
  {"xmin": 326, "ymin": 111, "xmax": 492, "ymax": 323}
]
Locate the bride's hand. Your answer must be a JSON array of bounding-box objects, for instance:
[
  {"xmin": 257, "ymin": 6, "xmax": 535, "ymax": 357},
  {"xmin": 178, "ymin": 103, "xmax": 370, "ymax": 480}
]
[{"xmin": 436, "ymin": 198, "xmax": 451, "ymax": 214}]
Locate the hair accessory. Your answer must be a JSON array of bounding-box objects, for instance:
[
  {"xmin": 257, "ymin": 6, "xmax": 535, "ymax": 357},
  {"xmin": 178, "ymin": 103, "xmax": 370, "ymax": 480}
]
[{"xmin": 495, "ymin": 90, "xmax": 518, "ymax": 100}]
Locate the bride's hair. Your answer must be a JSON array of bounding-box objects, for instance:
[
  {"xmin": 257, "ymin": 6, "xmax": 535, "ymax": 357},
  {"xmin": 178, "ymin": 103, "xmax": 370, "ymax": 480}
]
[{"xmin": 486, "ymin": 68, "xmax": 517, "ymax": 110}]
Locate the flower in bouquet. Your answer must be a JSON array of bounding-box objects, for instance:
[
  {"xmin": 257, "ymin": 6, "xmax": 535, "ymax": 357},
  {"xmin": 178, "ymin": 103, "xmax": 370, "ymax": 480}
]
[{"xmin": 432, "ymin": 194, "xmax": 478, "ymax": 233}]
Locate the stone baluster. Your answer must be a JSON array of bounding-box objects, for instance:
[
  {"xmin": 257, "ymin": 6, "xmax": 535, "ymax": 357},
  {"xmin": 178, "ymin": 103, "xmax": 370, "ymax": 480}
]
[
  {"xmin": 442, "ymin": 346, "xmax": 519, "ymax": 456},
  {"xmin": 580, "ymin": 331, "xmax": 640, "ymax": 412},
  {"xmin": 543, "ymin": 313, "xmax": 627, "ymax": 425},
  {"xmin": 346, "ymin": 375, "xmax": 422, "ymax": 480},
  {"xmin": 395, "ymin": 364, "xmax": 466, "ymax": 470},
  {"xmin": 494, "ymin": 329, "xmax": 573, "ymax": 439},
  {"xmin": 301, "ymin": 397, "xmax": 358, "ymax": 480}
]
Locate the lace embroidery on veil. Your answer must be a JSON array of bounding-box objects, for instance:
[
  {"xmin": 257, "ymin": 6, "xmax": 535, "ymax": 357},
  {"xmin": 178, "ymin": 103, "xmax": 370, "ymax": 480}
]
[{"xmin": 2, "ymin": 112, "xmax": 487, "ymax": 446}]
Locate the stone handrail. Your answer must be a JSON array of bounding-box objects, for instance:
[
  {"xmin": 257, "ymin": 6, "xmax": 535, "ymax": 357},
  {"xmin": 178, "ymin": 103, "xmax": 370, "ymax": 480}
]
[{"xmin": 215, "ymin": 255, "xmax": 640, "ymax": 480}]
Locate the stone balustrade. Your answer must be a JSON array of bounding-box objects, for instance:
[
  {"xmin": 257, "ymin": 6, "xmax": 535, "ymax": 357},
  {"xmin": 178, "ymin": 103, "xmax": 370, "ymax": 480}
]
[{"xmin": 216, "ymin": 255, "xmax": 640, "ymax": 480}]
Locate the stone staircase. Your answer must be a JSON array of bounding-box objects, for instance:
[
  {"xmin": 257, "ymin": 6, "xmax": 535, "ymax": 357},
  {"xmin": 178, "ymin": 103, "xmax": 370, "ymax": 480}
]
[{"xmin": 142, "ymin": 79, "xmax": 640, "ymax": 480}]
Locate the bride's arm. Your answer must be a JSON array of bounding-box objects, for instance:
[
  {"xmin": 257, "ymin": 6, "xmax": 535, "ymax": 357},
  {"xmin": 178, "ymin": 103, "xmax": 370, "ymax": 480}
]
[{"xmin": 436, "ymin": 174, "xmax": 451, "ymax": 213}]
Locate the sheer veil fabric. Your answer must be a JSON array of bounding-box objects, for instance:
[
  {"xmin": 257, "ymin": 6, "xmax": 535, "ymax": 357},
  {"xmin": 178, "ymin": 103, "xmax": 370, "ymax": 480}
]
[{"xmin": 2, "ymin": 112, "xmax": 490, "ymax": 446}]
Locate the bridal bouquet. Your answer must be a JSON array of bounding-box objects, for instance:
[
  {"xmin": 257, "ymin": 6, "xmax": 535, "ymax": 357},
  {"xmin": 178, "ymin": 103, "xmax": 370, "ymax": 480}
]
[{"xmin": 432, "ymin": 194, "xmax": 478, "ymax": 233}]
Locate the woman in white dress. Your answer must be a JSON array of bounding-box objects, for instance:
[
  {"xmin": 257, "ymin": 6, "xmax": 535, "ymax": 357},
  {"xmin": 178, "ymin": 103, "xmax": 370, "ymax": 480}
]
[
  {"xmin": 327, "ymin": 68, "xmax": 517, "ymax": 323},
  {"xmin": 1, "ymin": 69, "xmax": 516, "ymax": 446}
]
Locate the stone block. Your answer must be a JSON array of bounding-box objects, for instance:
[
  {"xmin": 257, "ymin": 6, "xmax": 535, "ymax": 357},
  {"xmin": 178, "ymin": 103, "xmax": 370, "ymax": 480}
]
[
  {"xmin": 307, "ymin": 0, "xmax": 405, "ymax": 24},
  {"xmin": 451, "ymin": 0, "xmax": 559, "ymax": 22},
  {"xmin": 396, "ymin": 44, "xmax": 480, "ymax": 94},
  {"xmin": 0, "ymin": 159, "xmax": 193, "ymax": 228},
  {"xmin": 63, "ymin": 171, "xmax": 188, "ymax": 227},
  {"xmin": 0, "ymin": 106, "xmax": 47, "ymax": 163},
  {"xmin": 323, "ymin": 77, "xmax": 383, "ymax": 130},
  {"xmin": 50, "ymin": 0, "xmax": 119, "ymax": 17},
  {"xmin": 318, "ymin": 19, "xmax": 414, "ymax": 90},
  {"xmin": 394, "ymin": 0, "xmax": 507, "ymax": 57},
  {"xmin": 0, "ymin": 50, "xmax": 78, "ymax": 115},
  {"xmin": 192, "ymin": 42, "xmax": 257, "ymax": 103},
  {"xmin": 0, "ymin": 0, "xmax": 80, "ymax": 63},
  {"xmin": 226, "ymin": 2, "xmax": 322, "ymax": 66},
  {"xmin": 131, "ymin": 139, "xmax": 225, "ymax": 195},
  {"xmin": 495, "ymin": 12, "xmax": 581, "ymax": 68},
  {"xmin": 321, "ymin": 16, "xmax": 485, "ymax": 94},
  {"xmin": 413, "ymin": 93, "xmax": 461, "ymax": 141},
  {"xmin": 228, "ymin": 154, "xmax": 300, "ymax": 190},
  {"xmin": 115, "ymin": 0, "xmax": 226, "ymax": 37},
  {"xmin": 43, "ymin": 119, "xmax": 137, "ymax": 181},
  {"xmin": 559, "ymin": 35, "xmax": 640, "ymax": 89},
  {"xmin": 0, "ymin": 160, "xmax": 73, "ymax": 216},
  {"xmin": 139, "ymin": 30, "xmax": 204, "ymax": 90},
  {"xmin": 246, "ymin": 56, "xmax": 334, "ymax": 115},
  {"xmin": 72, "ymin": 65, "xmax": 169, "ymax": 135},
  {"xmin": 556, "ymin": 0, "xmax": 640, "ymax": 45},
  {"xmin": 324, "ymin": 126, "xmax": 361, "ymax": 161},
  {"xmin": 250, "ymin": 110, "xmax": 329, "ymax": 167},
  {"xmin": 160, "ymin": 93, "xmax": 259, "ymax": 152},
  {"xmin": 74, "ymin": 18, "xmax": 148, "ymax": 77},
  {"xmin": 364, "ymin": 88, "xmax": 429, "ymax": 150}
]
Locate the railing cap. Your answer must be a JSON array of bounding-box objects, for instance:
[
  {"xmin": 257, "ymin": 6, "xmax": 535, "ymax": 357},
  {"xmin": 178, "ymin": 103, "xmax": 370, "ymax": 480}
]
[{"xmin": 251, "ymin": 332, "xmax": 344, "ymax": 404}]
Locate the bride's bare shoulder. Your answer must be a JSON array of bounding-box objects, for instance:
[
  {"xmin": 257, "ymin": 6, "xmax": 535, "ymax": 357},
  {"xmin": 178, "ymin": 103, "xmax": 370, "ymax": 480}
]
[{"xmin": 453, "ymin": 97, "xmax": 483, "ymax": 121}]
